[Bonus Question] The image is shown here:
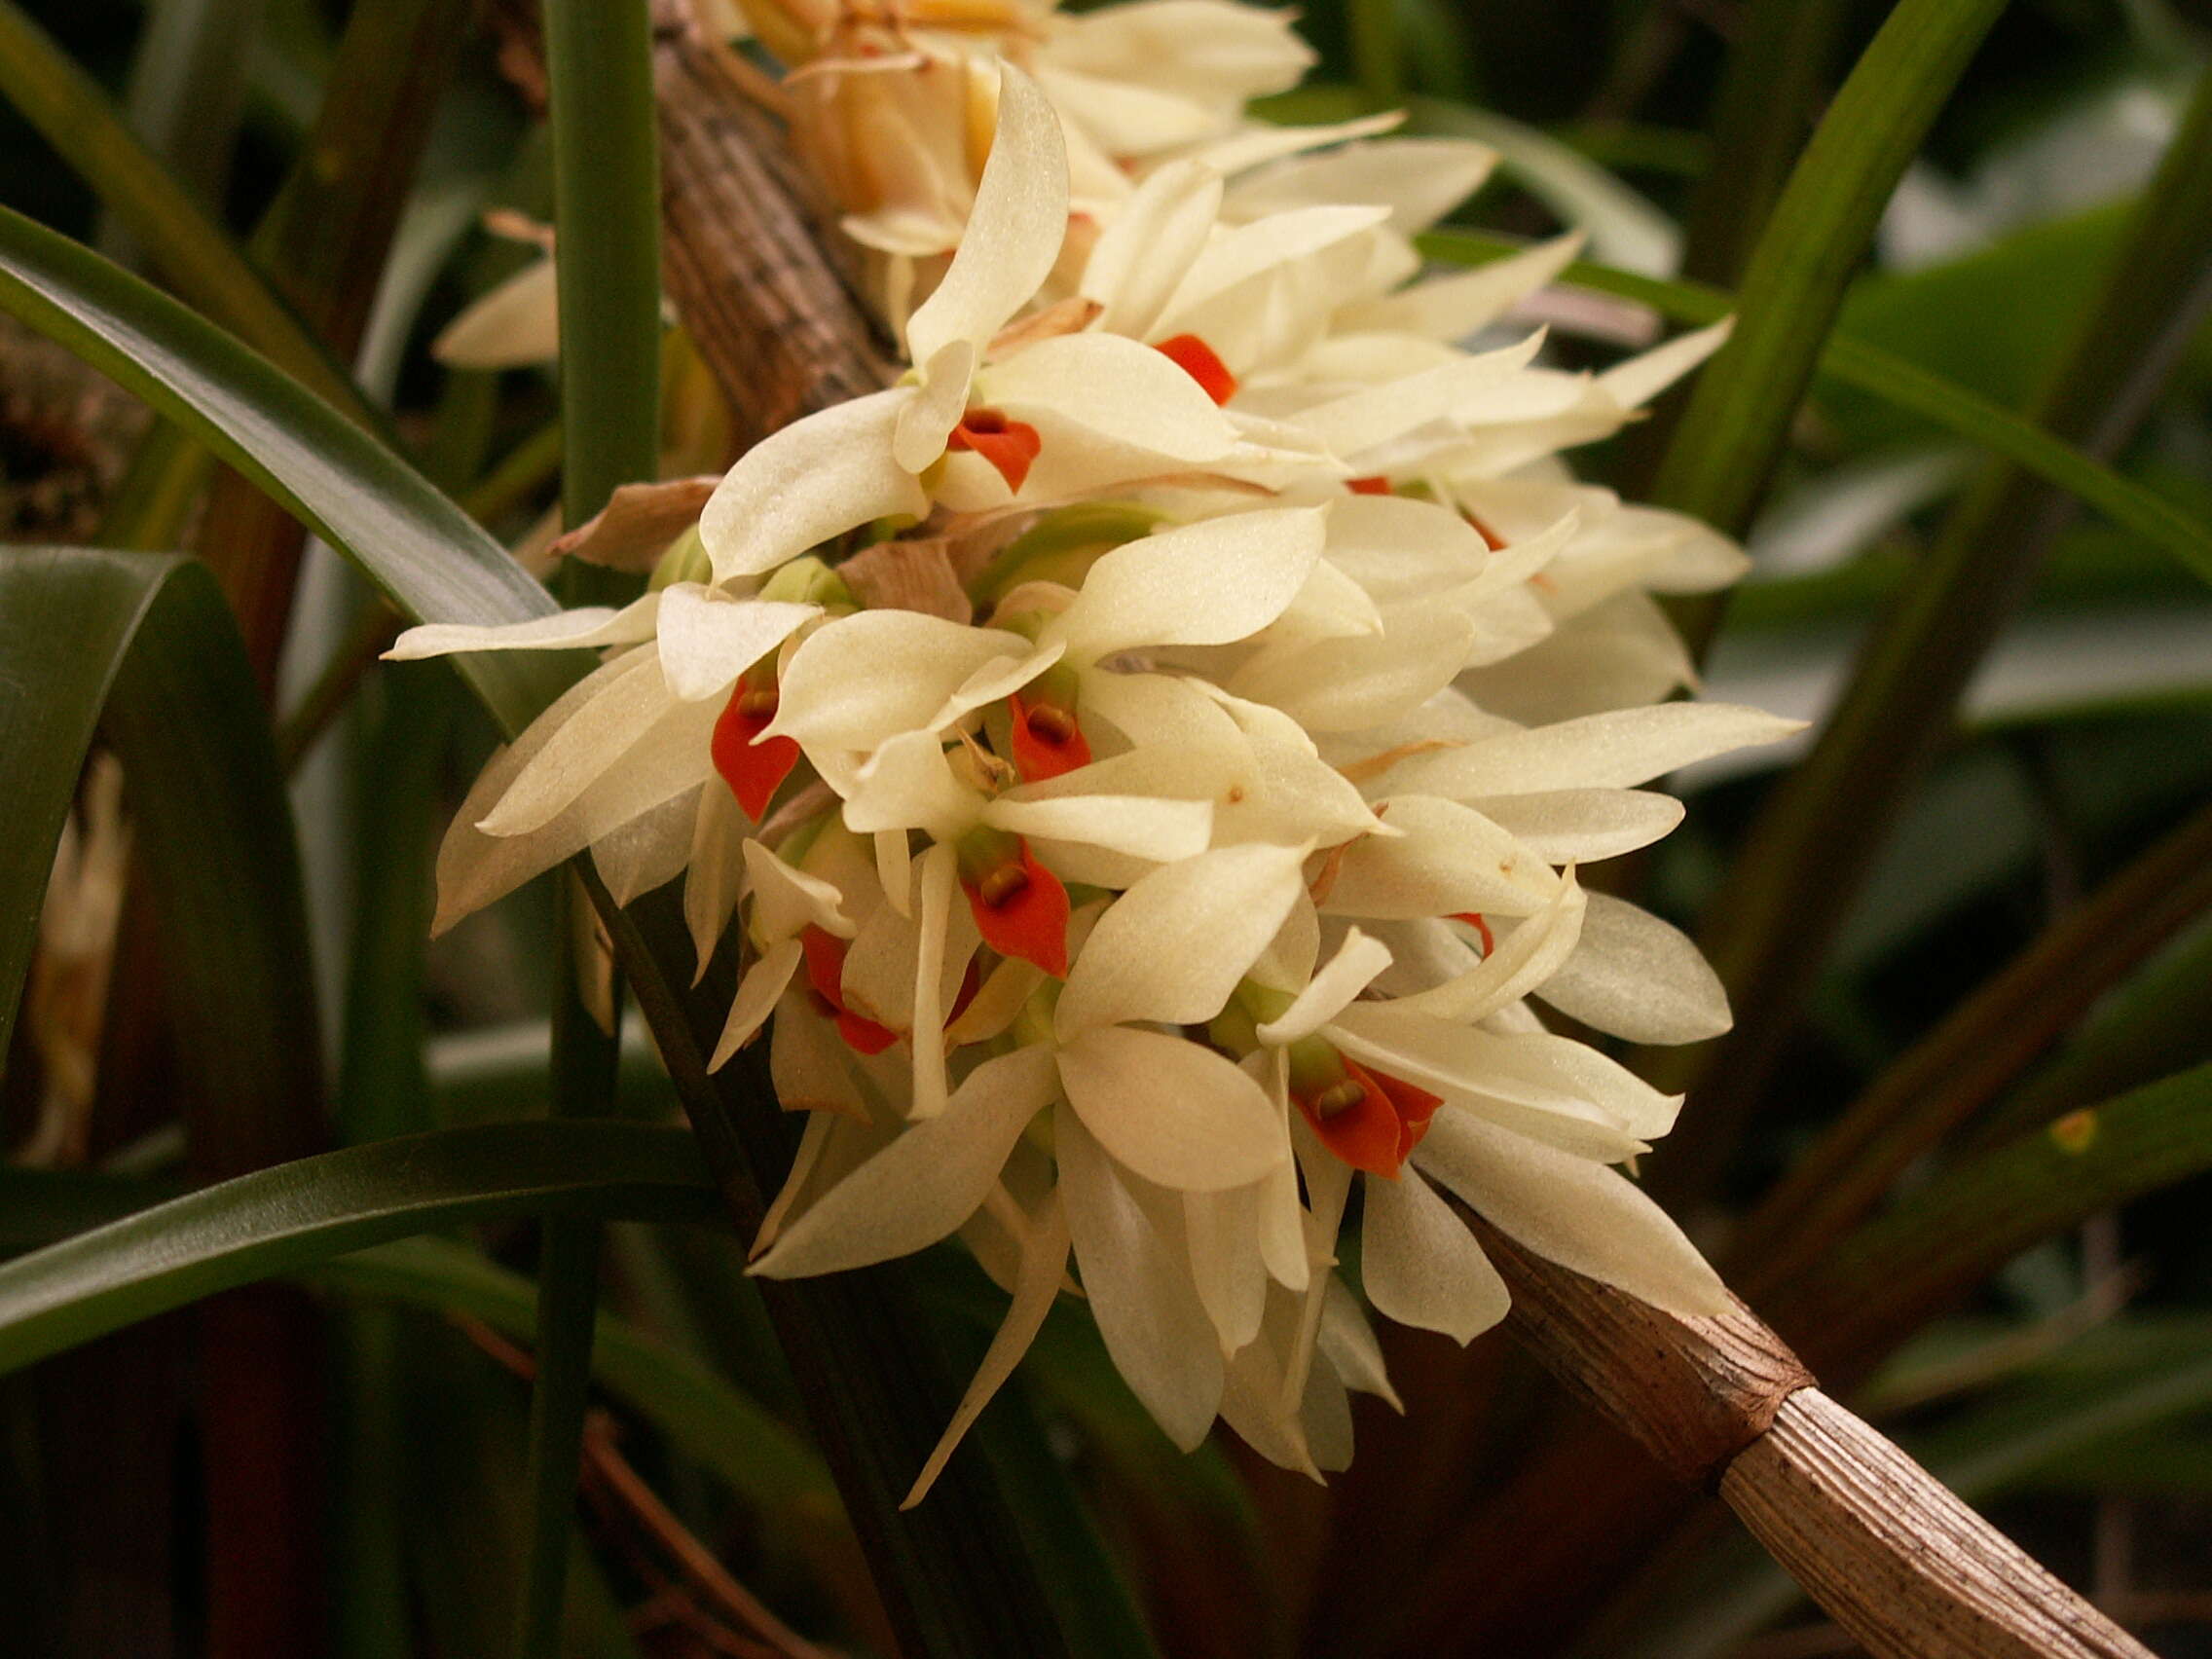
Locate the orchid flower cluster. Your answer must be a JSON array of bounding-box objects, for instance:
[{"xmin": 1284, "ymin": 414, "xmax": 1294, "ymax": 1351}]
[{"xmin": 398, "ymin": 12, "xmax": 1802, "ymax": 1502}]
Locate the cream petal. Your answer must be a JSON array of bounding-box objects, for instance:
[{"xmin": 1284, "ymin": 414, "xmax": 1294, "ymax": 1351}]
[
  {"xmin": 903, "ymin": 1188, "xmax": 1071, "ymax": 1507},
  {"xmin": 1256, "ymin": 929, "xmax": 1391, "ymax": 1047},
  {"xmin": 1055, "ymin": 841, "xmax": 1309, "ymax": 1036},
  {"xmin": 767, "ymin": 611, "xmax": 1031, "ymax": 752},
  {"xmin": 1050, "ymin": 506, "xmax": 1326, "ymax": 657},
  {"xmin": 1386, "ymin": 868, "xmax": 1586, "ymax": 1023},
  {"xmin": 1383, "ymin": 703, "xmax": 1805, "ymax": 798},
  {"xmin": 1047, "ymin": 0, "xmax": 1314, "ymax": 102},
  {"xmin": 1198, "ymin": 689, "xmax": 1387, "ymax": 845},
  {"xmin": 769, "ymin": 991, "xmax": 873, "ymax": 1120},
  {"xmin": 751, "ymin": 1046, "xmax": 1060, "ymax": 1277},
  {"xmin": 907, "ymin": 843, "xmax": 958, "ymax": 1121},
  {"xmin": 683, "ymin": 784, "xmax": 749, "ymax": 979},
  {"xmin": 457, "ymin": 649, "xmax": 663, "ymax": 841},
  {"xmin": 1534, "ymin": 890, "xmax": 1731, "ymax": 1045},
  {"xmin": 1294, "ymin": 332, "xmax": 1545, "ymax": 460},
  {"xmin": 840, "ymin": 876, "xmax": 975, "ymax": 1035},
  {"xmin": 1184, "ymin": 1183, "xmax": 1270, "ymax": 1352},
  {"xmin": 904, "ymin": 67, "xmax": 1068, "ymax": 368},
  {"xmin": 1598, "ymin": 318, "xmax": 1732, "ymax": 412},
  {"xmin": 1360, "ymin": 1165, "xmax": 1510, "ymax": 1344},
  {"xmin": 894, "ymin": 339, "xmax": 977, "ymax": 473},
  {"xmin": 944, "ymin": 956, "xmax": 1045, "ymax": 1047},
  {"xmin": 1230, "ymin": 607, "xmax": 1478, "ymax": 732},
  {"xmin": 1034, "ymin": 64, "xmax": 1226, "ymax": 156},
  {"xmin": 654, "ymin": 590, "xmax": 820, "ymax": 702},
  {"xmin": 1321, "ymin": 495, "xmax": 1491, "ymax": 605},
  {"xmin": 753, "ymin": 1104, "xmax": 887, "ymax": 1258},
  {"xmin": 1321, "ymin": 795, "xmax": 1557, "ymax": 921},
  {"xmin": 386, "ymin": 593, "xmax": 659, "ymax": 660},
  {"xmin": 1413, "ymin": 1112, "xmax": 1730, "ymax": 1318},
  {"xmin": 875, "ymin": 829, "xmax": 913, "ymax": 919},
  {"xmin": 431, "ymin": 256, "xmax": 560, "ymax": 368},
  {"xmin": 1082, "ymin": 159, "xmax": 1224, "ymax": 340},
  {"xmin": 929, "ymin": 641, "xmax": 1061, "ymax": 732},
  {"xmin": 1316, "ymin": 1277, "xmax": 1398, "ymax": 1407},
  {"xmin": 1186, "ymin": 111, "xmax": 1403, "ymax": 179},
  {"xmin": 1058, "ymin": 1025, "xmax": 1285, "ymax": 1192},
  {"xmin": 1055, "ymin": 1102, "xmax": 1226, "ymax": 1450},
  {"xmin": 985, "ymin": 332, "xmax": 1241, "ymax": 473},
  {"xmin": 836, "ymin": 731, "xmax": 980, "ymax": 843},
  {"xmin": 982, "ymin": 793, "xmax": 1213, "ymax": 862},
  {"xmin": 1468, "ymin": 789, "xmax": 1683, "ymax": 865},
  {"xmin": 1226, "ymin": 137, "xmax": 1496, "ymax": 235},
  {"xmin": 1160, "ymin": 203, "xmax": 1389, "ymax": 327},
  {"xmin": 1329, "ymin": 1005, "xmax": 1678, "ymax": 1140},
  {"xmin": 741, "ymin": 838, "xmax": 855, "ymax": 942},
  {"xmin": 708, "ymin": 937, "xmax": 803, "ymax": 1069},
  {"xmin": 1338, "ymin": 233, "xmax": 1584, "ymax": 342},
  {"xmin": 700, "ymin": 387, "xmax": 932, "ymax": 581},
  {"xmin": 591, "ymin": 786, "xmax": 698, "ymax": 904}
]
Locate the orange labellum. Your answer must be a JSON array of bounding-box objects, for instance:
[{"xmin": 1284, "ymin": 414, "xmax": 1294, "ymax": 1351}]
[
  {"xmin": 798, "ymin": 925, "xmax": 900, "ymax": 1055},
  {"xmin": 1009, "ymin": 689, "xmax": 1092, "ymax": 783},
  {"xmin": 962, "ymin": 840, "xmax": 1070, "ymax": 977},
  {"xmin": 712, "ymin": 674, "xmax": 801, "ymax": 820},
  {"xmin": 949, "ymin": 407, "xmax": 1043, "ymax": 493},
  {"xmin": 1153, "ymin": 333, "xmax": 1237, "ymax": 405},
  {"xmin": 1297, "ymin": 1058, "xmax": 1442, "ymax": 1179}
]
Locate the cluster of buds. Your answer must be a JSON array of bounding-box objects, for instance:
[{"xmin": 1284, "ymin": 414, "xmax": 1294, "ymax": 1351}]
[{"xmin": 398, "ymin": 17, "xmax": 1800, "ymax": 1499}]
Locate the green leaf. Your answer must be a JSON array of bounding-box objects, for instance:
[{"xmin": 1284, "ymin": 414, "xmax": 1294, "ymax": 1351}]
[
  {"xmin": 1649, "ymin": 0, "xmax": 2009, "ymax": 535},
  {"xmin": 0, "ymin": 204, "xmax": 569, "ymax": 735},
  {"xmin": 300, "ymin": 1235, "xmax": 837, "ymax": 1519},
  {"xmin": 544, "ymin": 0, "xmax": 661, "ymax": 533},
  {"xmin": 1677, "ymin": 0, "xmax": 1854, "ymax": 285},
  {"xmin": 0, "ymin": 546, "xmax": 320, "ymax": 1145},
  {"xmin": 1347, "ymin": 0, "xmax": 1403, "ymax": 108},
  {"xmin": 1726, "ymin": 798, "xmax": 2212, "ymax": 1296},
  {"xmin": 0, "ymin": 0, "xmax": 370, "ymax": 419},
  {"xmin": 1773, "ymin": 1064, "xmax": 2212, "ymax": 1377},
  {"xmin": 0, "ymin": 1122, "xmax": 718, "ymax": 1378},
  {"xmin": 1415, "ymin": 232, "xmax": 2212, "ymax": 588},
  {"xmin": 1664, "ymin": 66, "xmax": 2212, "ymax": 1193},
  {"xmin": 516, "ymin": 0, "xmax": 666, "ymax": 1639}
]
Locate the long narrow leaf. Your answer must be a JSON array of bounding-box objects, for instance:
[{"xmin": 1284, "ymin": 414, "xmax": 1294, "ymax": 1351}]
[
  {"xmin": 1774, "ymin": 1064, "xmax": 2212, "ymax": 1378},
  {"xmin": 0, "ymin": 546, "xmax": 321, "ymax": 1152},
  {"xmin": 0, "ymin": 1122, "xmax": 717, "ymax": 1377},
  {"xmin": 1666, "ymin": 67, "xmax": 2212, "ymax": 1191},
  {"xmin": 0, "ymin": 204, "xmax": 568, "ymax": 733},
  {"xmin": 1649, "ymin": 0, "xmax": 2009, "ymax": 534},
  {"xmin": 517, "ymin": 0, "xmax": 667, "ymax": 1641}
]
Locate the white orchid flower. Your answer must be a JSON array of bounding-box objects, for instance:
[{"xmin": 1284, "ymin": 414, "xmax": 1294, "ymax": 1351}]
[
  {"xmin": 387, "ymin": 584, "xmax": 823, "ymax": 931},
  {"xmin": 699, "ymin": 68, "xmax": 1252, "ymax": 585}
]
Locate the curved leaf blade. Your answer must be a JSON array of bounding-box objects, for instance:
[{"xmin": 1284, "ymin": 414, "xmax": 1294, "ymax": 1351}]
[
  {"xmin": 0, "ymin": 546, "xmax": 322, "ymax": 1161},
  {"xmin": 0, "ymin": 1122, "xmax": 717, "ymax": 1377},
  {"xmin": 1776, "ymin": 1063, "xmax": 2212, "ymax": 1378},
  {"xmin": 0, "ymin": 205, "xmax": 566, "ymax": 734},
  {"xmin": 1649, "ymin": 0, "xmax": 2009, "ymax": 534}
]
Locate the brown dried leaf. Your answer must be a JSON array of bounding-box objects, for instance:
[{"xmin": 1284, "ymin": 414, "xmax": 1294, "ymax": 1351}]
[
  {"xmin": 839, "ymin": 537, "xmax": 973, "ymax": 623},
  {"xmin": 551, "ymin": 476, "xmax": 721, "ymax": 571}
]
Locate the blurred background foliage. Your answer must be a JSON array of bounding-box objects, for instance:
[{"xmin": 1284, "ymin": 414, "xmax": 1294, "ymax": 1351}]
[{"xmin": 2, "ymin": 0, "xmax": 2212, "ymax": 1655}]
